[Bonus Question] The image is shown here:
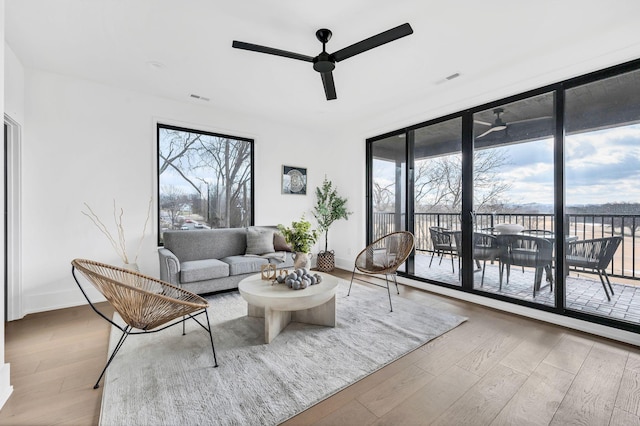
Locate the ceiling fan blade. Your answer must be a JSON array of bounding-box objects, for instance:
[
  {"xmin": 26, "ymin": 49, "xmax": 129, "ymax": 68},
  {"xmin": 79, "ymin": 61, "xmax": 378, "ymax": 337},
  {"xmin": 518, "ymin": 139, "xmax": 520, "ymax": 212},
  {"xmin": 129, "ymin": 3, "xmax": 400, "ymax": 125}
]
[
  {"xmin": 331, "ymin": 23, "xmax": 413, "ymax": 62},
  {"xmin": 509, "ymin": 116, "xmax": 553, "ymax": 124},
  {"xmin": 321, "ymin": 71, "xmax": 337, "ymax": 100},
  {"xmin": 474, "ymin": 120, "xmax": 492, "ymax": 126},
  {"xmin": 476, "ymin": 127, "xmax": 500, "ymax": 138},
  {"xmin": 232, "ymin": 41, "xmax": 314, "ymax": 62}
]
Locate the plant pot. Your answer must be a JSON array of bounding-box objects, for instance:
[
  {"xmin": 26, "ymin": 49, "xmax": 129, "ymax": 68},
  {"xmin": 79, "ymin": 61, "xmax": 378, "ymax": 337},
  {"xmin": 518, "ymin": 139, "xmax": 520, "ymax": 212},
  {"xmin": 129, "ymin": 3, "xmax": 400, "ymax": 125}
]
[
  {"xmin": 292, "ymin": 252, "xmax": 312, "ymax": 270},
  {"xmin": 316, "ymin": 250, "xmax": 335, "ymax": 272}
]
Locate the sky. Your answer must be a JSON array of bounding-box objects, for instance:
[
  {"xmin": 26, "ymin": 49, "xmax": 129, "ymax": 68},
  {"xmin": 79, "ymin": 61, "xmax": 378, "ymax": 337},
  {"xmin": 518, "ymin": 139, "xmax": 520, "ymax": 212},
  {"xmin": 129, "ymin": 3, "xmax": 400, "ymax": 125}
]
[
  {"xmin": 501, "ymin": 123, "xmax": 640, "ymax": 205},
  {"xmin": 374, "ymin": 123, "xmax": 640, "ymax": 208}
]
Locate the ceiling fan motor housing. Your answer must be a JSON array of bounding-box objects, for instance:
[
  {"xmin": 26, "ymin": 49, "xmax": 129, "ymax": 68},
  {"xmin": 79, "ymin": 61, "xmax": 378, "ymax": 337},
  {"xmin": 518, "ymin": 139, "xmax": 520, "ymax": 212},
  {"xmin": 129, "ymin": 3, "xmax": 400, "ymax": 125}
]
[{"xmin": 313, "ymin": 52, "xmax": 335, "ymax": 73}]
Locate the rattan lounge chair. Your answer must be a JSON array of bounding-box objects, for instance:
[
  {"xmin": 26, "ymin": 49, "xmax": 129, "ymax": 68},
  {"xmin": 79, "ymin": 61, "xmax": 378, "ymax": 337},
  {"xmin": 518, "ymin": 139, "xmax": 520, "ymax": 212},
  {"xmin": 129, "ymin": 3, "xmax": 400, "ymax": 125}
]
[
  {"xmin": 71, "ymin": 258, "xmax": 218, "ymax": 389},
  {"xmin": 347, "ymin": 231, "xmax": 415, "ymax": 311}
]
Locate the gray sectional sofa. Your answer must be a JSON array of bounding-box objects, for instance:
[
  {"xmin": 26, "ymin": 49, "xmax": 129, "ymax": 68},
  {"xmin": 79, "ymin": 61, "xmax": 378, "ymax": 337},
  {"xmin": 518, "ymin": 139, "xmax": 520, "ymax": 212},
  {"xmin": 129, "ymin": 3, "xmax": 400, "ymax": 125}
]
[{"xmin": 158, "ymin": 227, "xmax": 295, "ymax": 295}]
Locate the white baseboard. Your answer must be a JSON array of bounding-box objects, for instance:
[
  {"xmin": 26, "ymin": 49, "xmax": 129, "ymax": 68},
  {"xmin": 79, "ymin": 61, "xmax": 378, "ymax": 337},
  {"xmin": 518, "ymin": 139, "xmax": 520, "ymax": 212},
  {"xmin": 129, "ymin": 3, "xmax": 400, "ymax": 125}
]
[
  {"xmin": 396, "ymin": 276, "xmax": 640, "ymax": 347},
  {"xmin": 22, "ymin": 286, "xmax": 105, "ymax": 317},
  {"xmin": 0, "ymin": 363, "xmax": 13, "ymax": 410}
]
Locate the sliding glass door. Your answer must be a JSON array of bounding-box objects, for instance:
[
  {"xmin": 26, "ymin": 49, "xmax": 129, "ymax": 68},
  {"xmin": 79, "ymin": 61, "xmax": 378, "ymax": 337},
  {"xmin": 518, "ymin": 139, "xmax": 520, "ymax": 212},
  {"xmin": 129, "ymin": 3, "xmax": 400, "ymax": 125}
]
[
  {"xmin": 370, "ymin": 134, "xmax": 407, "ymax": 273},
  {"xmin": 471, "ymin": 93, "xmax": 557, "ymax": 306},
  {"xmin": 564, "ymin": 67, "xmax": 640, "ymax": 324},
  {"xmin": 412, "ymin": 118, "xmax": 462, "ymax": 286}
]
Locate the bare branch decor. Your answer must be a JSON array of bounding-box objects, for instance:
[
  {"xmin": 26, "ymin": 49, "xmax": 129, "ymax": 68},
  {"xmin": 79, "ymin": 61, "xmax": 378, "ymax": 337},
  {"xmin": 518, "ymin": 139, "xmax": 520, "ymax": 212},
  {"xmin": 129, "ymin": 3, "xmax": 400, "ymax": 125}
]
[{"xmin": 82, "ymin": 198, "xmax": 153, "ymax": 265}]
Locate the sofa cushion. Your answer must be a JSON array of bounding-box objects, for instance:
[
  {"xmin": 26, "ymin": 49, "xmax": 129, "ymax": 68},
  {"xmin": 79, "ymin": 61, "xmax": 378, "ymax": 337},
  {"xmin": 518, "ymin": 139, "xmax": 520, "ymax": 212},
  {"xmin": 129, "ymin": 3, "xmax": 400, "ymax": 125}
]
[
  {"xmin": 246, "ymin": 227, "xmax": 275, "ymax": 255},
  {"xmin": 222, "ymin": 255, "xmax": 269, "ymax": 275},
  {"xmin": 164, "ymin": 228, "xmax": 248, "ymax": 262},
  {"xmin": 180, "ymin": 259, "xmax": 229, "ymax": 283}
]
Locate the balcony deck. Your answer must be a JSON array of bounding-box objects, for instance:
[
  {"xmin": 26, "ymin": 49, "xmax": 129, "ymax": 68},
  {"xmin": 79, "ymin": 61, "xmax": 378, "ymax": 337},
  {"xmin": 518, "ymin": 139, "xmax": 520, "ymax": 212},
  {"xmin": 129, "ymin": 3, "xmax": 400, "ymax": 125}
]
[{"xmin": 412, "ymin": 251, "xmax": 640, "ymax": 325}]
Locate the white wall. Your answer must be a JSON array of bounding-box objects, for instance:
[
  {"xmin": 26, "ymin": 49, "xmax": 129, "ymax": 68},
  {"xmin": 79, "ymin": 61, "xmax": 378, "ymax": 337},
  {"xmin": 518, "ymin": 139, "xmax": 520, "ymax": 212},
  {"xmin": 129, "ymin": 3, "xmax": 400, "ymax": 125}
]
[{"xmin": 18, "ymin": 68, "xmax": 334, "ymax": 315}]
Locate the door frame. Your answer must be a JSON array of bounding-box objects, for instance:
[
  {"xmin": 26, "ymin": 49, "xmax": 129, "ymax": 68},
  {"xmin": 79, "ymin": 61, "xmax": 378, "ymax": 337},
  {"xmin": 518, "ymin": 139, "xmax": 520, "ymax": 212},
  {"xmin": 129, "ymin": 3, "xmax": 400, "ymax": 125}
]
[{"xmin": 4, "ymin": 114, "xmax": 22, "ymax": 321}]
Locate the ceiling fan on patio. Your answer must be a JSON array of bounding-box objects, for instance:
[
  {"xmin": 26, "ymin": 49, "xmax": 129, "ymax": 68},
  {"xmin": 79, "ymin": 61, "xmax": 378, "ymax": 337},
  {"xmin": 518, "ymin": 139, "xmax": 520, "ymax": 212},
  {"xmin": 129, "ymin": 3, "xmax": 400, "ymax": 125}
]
[
  {"xmin": 475, "ymin": 108, "xmax": 552, "ymax": 138},
  {"xmin": 232, "ymin": 23, "xmax": 413, "ymax": 101}
]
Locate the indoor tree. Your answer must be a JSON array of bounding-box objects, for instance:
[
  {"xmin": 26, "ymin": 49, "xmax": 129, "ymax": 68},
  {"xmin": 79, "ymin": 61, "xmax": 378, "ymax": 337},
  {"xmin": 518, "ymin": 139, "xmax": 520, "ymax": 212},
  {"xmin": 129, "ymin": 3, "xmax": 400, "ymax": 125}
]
[{"xmin": 312, "ymin": 177, "xmax": 351, "ymax": 270}]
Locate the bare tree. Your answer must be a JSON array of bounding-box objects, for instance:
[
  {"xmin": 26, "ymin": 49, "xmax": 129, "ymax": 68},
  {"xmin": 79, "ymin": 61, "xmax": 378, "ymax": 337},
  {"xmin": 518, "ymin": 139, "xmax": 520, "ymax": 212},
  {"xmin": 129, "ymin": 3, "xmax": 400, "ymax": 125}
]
[
  {"xmin": 380, "ymin": 149, "xmax": 511, "ymax": 213},
  {"xmin": 372, "ymin": 181, "xmax": 395, "ymax": 212},
  {"xmin": 159, "ymin": 185, "xmax": 188, "ymax": 228},
  {"xmin": 158, "ymin": 127, "xmax": 252, "ymax": 229}
]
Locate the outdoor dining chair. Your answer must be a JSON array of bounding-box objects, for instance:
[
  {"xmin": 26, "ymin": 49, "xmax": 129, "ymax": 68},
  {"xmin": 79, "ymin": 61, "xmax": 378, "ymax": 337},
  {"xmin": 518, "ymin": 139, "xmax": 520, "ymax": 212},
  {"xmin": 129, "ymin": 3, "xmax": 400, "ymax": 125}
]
[
  {"xmin": 452, "ymin": 232, "xmax": 500, "ymax": 285},
  {"xmin": 347, "ymin": 231, "xmax": 415, "ymax": 311},
  {"xmin": 496, "ymin": 234, "xmax": 553, "ymax": 297},
  {"xmin": 71, "ymin": 259, "xmax": 218, "ymax": 389},
  {"xmin": 429, "ymin": 226, "xmax": 457, "ymax": 273},
  {"xmin": 565, "ymin": 236, "xmax": 622, "ymax": 301}
]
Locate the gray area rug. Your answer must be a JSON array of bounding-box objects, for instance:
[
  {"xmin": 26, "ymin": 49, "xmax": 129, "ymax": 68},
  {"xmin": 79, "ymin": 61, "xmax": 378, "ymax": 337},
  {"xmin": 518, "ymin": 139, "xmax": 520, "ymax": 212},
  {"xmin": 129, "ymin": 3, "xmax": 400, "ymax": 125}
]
[{"xmin": 99, "ymin": 279, "xmax": 467, "ymax": 425}]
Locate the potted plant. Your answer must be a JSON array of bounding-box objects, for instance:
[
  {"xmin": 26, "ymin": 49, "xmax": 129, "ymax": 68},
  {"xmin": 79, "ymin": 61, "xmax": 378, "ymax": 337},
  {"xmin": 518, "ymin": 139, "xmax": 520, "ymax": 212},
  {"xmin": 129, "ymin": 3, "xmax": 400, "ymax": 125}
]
[
  {"xmin": 312, "ymin": 177, "xmax": 352, "ymax": 272},
  {"xmin": 278, "ymin": 215, "xmax": 319, "ymax": 270}
]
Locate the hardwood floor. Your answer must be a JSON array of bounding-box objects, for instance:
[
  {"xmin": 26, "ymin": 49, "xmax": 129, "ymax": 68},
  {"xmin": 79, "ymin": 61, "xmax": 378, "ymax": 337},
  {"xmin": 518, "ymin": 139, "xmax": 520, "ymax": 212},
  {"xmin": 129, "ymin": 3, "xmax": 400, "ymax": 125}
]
[{"xmin": 1, "ymin": 270, "xmax": 639, "ymax": 425}]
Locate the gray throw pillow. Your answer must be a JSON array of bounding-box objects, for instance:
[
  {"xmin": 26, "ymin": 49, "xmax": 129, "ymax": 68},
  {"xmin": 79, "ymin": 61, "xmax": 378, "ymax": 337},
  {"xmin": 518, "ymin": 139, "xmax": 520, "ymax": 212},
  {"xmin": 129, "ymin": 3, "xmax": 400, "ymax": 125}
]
[
  {"xmin": 246, "ymin": 228, "xmax": 275, "ymax": 255},
  {"xmin": 273, "ymin": 232, "xmax": 293, "ymax": 252}
]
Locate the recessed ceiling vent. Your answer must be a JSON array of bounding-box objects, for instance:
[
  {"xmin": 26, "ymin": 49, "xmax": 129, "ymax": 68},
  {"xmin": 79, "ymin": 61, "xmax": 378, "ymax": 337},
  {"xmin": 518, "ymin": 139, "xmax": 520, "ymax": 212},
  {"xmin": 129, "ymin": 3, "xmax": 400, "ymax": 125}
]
[{"xmin": 190, "ymin": 94, "xmax": 210, "ymax": 102}]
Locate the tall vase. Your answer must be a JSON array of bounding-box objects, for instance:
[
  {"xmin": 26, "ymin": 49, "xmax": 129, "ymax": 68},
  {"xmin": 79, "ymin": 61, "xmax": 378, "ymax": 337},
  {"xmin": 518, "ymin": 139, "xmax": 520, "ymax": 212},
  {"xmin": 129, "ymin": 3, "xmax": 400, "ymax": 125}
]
[{"xmin": 292, "ymin": 252, "xmax": 312, "ymax": 270}]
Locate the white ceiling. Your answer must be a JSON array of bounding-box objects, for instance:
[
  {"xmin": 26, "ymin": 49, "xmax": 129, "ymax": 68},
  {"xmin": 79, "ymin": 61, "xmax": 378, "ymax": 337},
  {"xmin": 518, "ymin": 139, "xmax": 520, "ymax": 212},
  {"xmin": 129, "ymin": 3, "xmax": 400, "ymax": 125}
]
[{"xmin": 6, "ymin": 0, "xmax": 640, "ymax": 134}]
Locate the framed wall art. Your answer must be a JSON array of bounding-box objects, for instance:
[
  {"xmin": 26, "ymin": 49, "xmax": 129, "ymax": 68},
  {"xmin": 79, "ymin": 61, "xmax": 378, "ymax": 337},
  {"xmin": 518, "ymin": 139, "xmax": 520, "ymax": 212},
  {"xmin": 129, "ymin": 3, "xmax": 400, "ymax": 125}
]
[{"xmin": 282, "ymin": 165, "xmax": 307, "ymax": 195}]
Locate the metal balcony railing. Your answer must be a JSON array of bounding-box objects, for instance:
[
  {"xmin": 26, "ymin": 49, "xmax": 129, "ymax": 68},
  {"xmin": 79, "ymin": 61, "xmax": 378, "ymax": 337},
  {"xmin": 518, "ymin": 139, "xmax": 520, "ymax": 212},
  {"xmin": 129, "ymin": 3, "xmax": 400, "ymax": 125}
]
[{"xmin": 372, "ymin": 212, "xmax": 640, "ymax": 280}]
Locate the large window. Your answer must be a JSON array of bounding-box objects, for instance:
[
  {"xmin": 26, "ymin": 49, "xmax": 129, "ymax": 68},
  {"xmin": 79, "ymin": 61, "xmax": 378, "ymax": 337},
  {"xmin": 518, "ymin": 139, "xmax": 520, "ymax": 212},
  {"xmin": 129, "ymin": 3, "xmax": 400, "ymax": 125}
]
[
  {"xmin": 366, "ymin": 58, "xmax": 640, "ymax": 334},
  {"xmin": 157, "ymin": 124, "xmax": 254, "ymax": 243}
]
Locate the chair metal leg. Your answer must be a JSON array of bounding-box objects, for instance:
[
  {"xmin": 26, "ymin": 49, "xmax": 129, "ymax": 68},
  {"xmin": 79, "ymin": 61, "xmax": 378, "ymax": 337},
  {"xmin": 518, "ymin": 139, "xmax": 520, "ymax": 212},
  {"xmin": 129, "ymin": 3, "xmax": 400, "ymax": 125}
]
[
  {"xmin": 602, "ymin": 270, "xmax": 615, "ymax": 296},
  {"xmin": 94, "ymin": 326, "xmax": 131, "ymax": 389},
  {"xmin": 597, "ymin": 270, "xmax": 612, "ymax": 301},
  {"xmin": 481, "ymin": 259, "xmax": 487, "ymax": 287},
  {"xmin": 429, "ymin": 250, "xmax": 436, "ymax": 267},
  {"xmin": 385, "ymin": 274, "xmax": 393, "ymax": 312},
  {"xmin": 392, "ymin": 273, "xmax": 400, "ymax": 294},
  {"xmin": 204, "ymin": 309, "xmax": 219, "ymax": 367},
  {"xmin": 348, "ymin": 266, "xmax": 357, "ymax": 296}
]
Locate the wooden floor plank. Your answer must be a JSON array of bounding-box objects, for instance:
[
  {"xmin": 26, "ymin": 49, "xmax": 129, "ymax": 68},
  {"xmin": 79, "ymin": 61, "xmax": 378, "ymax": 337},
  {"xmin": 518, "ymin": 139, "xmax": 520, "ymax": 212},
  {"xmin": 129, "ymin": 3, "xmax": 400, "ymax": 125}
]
[
  {"xmin": 615, "ymin": 364, "xmax": 640, "ymax": 416},
  {"xmin": 490, "ymin": 362, "xmax": 575, "ymax": 426},
  {"xmin": 610, "ymin": 407, "xmax": 640, "ymax": 426},
  {"xmin": 541, "ymin": 332, "xmax": 594, "ymax": 374},
  {"xmin": 550, "ymin": 343, "xmax": 628, "ymax": 425},
  {"xmin": 357, "ymin": 364, "xmax": 435, "ymax": 417},
  {"xmin": 429, "ymin": 364, "xmax": 528, "ymax": 426},
  {"xmin": 454, "ymin": 331, "xmax": 522, "ymax": 377},
  {"xmin": 373, "ymin": 365, "xmax": 481, "ymax": 425},
  {"xmin": 499, "ymin": 324, "xmax": 564, "ymax": 376}
]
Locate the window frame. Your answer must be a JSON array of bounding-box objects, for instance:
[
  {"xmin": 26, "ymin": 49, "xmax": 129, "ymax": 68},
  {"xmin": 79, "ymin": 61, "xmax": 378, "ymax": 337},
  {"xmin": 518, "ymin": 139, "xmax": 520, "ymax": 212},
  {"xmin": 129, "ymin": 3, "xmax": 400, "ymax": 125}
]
[{"xmin": 156, "ymin": 123, "xmax": 255, "ymax": 246}]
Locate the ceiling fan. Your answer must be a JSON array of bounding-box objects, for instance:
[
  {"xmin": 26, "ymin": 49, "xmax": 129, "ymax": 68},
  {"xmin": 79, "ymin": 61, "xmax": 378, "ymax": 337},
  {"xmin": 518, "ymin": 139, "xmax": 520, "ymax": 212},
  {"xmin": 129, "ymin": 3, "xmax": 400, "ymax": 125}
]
[
  {"xmin": 232, "ymin": 23, "xmax": 413, "ymax": 101},
  {"xmin": 475, "ymin": 108, "xmax": 552, "ymax": 138}
]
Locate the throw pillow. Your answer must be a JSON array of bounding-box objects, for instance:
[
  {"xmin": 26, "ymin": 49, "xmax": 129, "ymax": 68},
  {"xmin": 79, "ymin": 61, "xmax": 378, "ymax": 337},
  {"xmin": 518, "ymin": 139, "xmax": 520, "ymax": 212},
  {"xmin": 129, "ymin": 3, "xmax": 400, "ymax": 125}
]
[
  {"xmin": 273, "ymin": 232, "xmax": 293, "ymax": 252},
  {"xmin": 246, "ymin": 228, "xmax": 275, "ymax": 255}
]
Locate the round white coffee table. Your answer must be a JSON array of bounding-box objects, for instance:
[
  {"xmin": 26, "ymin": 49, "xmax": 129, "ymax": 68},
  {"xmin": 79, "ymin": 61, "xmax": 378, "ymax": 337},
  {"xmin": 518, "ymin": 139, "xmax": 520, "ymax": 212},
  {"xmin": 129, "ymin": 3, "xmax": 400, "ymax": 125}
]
[{"xmin": 238, "ymin": 272, "xmax": 338, "ymax": 343}]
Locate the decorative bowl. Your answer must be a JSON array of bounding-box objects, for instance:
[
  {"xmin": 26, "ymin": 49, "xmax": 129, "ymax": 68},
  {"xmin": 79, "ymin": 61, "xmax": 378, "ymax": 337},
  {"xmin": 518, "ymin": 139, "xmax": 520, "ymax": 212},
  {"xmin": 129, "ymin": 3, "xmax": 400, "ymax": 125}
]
[{"xmin": 494, "ymin": 223, "xmax": 524, "ymax": 234}]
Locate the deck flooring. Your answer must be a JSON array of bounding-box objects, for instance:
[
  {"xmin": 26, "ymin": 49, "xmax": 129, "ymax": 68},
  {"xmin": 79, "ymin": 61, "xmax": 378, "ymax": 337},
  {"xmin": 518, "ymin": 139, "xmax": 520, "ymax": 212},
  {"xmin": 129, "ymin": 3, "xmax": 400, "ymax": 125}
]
[{"xmin": 414, "ymin": 252, "xmax": 640, "ymax": 325}]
